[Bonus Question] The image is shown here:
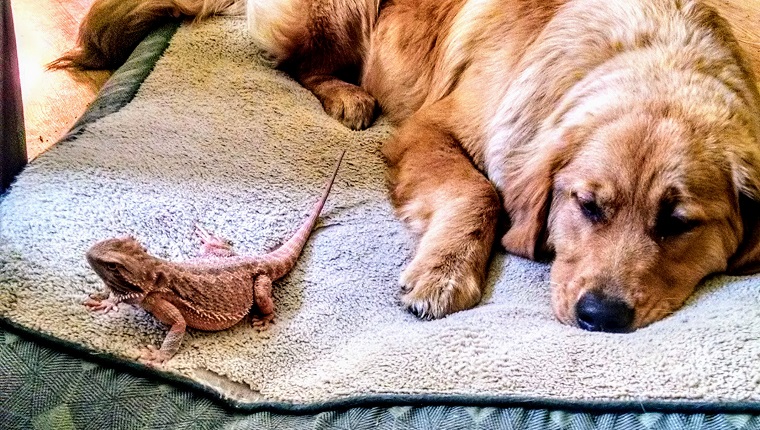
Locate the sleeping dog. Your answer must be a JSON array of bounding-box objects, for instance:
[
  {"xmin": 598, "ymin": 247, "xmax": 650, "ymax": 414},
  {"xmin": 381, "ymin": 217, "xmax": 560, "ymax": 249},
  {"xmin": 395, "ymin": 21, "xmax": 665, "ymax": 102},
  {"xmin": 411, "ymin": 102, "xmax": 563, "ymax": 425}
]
[{"xmin": 53, "ymin": 0, "xmax": 760, "ymax": 332}]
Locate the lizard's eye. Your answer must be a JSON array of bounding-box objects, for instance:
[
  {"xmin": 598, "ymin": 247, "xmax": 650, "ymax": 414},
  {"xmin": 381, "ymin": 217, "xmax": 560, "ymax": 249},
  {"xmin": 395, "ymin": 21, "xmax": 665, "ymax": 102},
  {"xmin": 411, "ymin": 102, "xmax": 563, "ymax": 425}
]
[{"xmin": 106, "ymin": 262, "xmax": 119, "ymax": 271}]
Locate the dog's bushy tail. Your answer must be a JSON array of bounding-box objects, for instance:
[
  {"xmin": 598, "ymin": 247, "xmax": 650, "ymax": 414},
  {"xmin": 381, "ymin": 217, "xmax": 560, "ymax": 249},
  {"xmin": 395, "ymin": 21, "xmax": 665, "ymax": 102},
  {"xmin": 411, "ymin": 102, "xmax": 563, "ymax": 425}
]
[{"xmin": 48, "ymin": 0, "xmax": 244, "ymax": 70}]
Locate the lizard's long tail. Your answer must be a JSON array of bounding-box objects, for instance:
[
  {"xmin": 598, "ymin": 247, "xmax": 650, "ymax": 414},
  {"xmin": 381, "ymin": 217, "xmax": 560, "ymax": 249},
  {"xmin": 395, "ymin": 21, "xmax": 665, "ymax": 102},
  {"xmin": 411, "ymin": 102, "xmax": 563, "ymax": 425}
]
[
  {"xmin": 47, "ymin": 0, "xmax": 244, "ymax": 70},
  {"xmin": 265, "ymin": 150, "xmax": 346, "ymax": 280}
]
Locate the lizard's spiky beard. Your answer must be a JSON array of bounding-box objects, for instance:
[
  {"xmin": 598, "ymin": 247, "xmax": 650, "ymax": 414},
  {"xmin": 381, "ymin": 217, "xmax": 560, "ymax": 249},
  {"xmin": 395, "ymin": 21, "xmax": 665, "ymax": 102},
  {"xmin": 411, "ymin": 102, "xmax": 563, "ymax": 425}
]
[
  {"xmin": 104, "ymin": 268, "xmax": 146, "ymax": 299},
  {"xmin": 87, "ymin": 258, "xmax": 147, "ymax": 298}
]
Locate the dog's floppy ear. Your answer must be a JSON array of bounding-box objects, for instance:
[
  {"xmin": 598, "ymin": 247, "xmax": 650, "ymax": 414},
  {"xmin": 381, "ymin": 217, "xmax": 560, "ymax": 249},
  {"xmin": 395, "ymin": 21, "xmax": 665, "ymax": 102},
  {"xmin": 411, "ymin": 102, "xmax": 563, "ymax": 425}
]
[
  {"xmin": 501, "ymin": 127, "xmax": 581, "ymax": 260},
  {"xmin": 727, "ymin": 143, "xmax": 760, "ymax": 275}
]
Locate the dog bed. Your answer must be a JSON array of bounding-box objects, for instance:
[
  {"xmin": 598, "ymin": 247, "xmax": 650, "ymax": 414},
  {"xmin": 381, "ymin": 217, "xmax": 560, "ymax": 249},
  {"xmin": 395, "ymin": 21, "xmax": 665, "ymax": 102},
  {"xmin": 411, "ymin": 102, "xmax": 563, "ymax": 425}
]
[{"xmin": 1, "ymin": 17, "xmax": 759, "ymax": 429}]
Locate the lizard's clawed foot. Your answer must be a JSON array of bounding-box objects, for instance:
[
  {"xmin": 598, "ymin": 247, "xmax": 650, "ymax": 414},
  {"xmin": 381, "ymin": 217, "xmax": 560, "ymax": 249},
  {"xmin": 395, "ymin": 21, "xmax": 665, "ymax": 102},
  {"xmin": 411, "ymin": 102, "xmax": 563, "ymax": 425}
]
[
  {"xmin": 83, "ymin": 297, "xmax": 119, "ymax": 314},
  {"xmin": 252, "ymin": 314, "xmax": 274, "ymax": 331},
  {"xmin": 138, "ymin": 345, "xmax": 172, "ymax": 367},
  {"xmin": 195, "ymin": 224, "xmax": 235, "ymax": 257}
]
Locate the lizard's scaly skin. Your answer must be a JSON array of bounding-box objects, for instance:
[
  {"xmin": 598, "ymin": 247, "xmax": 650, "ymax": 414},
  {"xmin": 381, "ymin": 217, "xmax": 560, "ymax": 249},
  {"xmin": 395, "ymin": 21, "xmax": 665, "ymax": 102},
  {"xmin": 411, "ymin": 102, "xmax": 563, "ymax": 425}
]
[{"xmin": 85, "ymin": 151, "xmax": 345, "ymax": 365}]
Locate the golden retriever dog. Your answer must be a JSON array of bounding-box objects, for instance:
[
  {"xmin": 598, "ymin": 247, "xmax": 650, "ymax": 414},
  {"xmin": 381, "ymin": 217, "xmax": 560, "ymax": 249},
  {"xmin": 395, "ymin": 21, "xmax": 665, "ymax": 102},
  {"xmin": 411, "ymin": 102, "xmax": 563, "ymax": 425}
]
[{"xmin": 53, "ymin": 0, "xmax": 760, "ymax": 332}]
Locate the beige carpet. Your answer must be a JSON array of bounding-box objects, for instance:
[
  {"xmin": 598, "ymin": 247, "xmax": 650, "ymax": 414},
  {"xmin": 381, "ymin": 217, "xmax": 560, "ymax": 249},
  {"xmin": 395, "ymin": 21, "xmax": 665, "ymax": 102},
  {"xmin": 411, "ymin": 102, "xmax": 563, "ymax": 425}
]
[{"xmin": 1, "ymin": 17, "xmax": 759, "ymax": 406}]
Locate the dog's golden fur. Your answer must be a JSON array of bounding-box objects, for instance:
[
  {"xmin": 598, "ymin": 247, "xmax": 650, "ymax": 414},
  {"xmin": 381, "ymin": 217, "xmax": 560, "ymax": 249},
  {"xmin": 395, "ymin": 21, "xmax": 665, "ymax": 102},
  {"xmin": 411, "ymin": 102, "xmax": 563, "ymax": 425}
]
[{"xmin": 57, "ymin": 0, "xmax": 760, "ymax": 330}]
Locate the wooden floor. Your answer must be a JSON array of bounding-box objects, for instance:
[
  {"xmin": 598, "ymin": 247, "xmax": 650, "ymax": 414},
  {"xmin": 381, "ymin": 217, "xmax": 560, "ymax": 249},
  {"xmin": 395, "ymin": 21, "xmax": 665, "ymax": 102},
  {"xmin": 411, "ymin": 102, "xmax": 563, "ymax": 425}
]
[
  {"xmin": 11, "ymin": 0, "xmax": 110, "ymax": 160},
  {"xmin": 11, "ymin": 0, "xmax": 760, "ymax": 160}
]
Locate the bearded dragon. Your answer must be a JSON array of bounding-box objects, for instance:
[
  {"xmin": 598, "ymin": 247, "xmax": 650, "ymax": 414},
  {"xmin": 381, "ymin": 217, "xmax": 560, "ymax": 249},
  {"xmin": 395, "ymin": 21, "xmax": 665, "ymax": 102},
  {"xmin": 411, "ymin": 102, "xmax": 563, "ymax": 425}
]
[{"xmin": 84, "ymin": 151, "xmax": 344, "ymax": 366}]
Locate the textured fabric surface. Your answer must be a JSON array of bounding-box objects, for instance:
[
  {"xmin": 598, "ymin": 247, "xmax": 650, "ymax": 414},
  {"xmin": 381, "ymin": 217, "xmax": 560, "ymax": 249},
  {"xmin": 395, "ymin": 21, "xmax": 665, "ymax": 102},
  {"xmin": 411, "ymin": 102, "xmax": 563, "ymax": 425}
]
[
  {"xmin": 62, "ymin": 23, "xmax": 179, "ymax": 141},
  {"xmin": 3, "ymin": 328, "xmax": 760, "ymax": 430},
  {"xmin": 1, "ymin": 16, "xmax": 760, "ymax": 408}
]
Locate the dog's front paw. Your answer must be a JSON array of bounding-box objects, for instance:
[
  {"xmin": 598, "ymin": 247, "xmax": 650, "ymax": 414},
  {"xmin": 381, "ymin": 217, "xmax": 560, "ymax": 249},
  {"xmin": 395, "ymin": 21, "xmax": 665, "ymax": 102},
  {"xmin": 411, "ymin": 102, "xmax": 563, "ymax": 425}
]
[
  {"xmin": 320, "ymin": 83, "xmax": 377, "ymax": 130},
  {"xmin": 399, "ymin": 252, "xmax": 484, "ymax": 320}
]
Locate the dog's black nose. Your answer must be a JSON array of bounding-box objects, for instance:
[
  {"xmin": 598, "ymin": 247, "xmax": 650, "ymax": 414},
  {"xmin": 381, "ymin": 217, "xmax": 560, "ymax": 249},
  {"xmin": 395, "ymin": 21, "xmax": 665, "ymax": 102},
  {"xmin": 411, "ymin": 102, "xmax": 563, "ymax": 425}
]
[{"xmin": 575, "ymin": 291, "xmax": 634, "ymax": 333}]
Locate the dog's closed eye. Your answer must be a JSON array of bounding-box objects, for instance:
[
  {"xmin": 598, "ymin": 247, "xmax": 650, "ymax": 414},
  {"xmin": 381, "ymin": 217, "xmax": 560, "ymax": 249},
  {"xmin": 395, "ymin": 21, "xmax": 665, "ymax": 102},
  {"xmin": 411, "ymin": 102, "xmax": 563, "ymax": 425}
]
[
  {"xmin": 574, "ymin": 191, "xmax": 605, "ymax": 224},
  {"xmin": 654, "ymin": 204, "xmax": 700, "ymax": 239}
]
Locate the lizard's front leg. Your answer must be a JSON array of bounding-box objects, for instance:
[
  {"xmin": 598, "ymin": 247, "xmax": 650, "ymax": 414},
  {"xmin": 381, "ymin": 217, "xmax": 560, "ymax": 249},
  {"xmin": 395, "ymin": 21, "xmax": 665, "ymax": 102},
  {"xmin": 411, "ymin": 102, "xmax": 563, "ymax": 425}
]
[
  {"xmin": 252, "ymin": 275, "xmax": 275, "ymax": 330},
  {"xmin": 83, "ymin": 291, "xmax": 121, "ymax": 313},
  {"xmin": 139, "ymin": 295, "xmax": 187, "ymax": 366},
  {"xmin": 195, "ymin": 223, "xmax": 236, "ymax": 258}
]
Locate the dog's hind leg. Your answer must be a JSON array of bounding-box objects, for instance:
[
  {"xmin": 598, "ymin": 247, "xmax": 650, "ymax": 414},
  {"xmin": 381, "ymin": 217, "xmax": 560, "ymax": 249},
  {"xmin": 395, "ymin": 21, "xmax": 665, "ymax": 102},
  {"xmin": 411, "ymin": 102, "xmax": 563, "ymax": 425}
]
[
  {"xmin": 382, "ymin": 103, "xmax": 501, "ymax": 319},
  {"xmin": 49, "ymin": 0, "xmax": 244, "ymax": 70},
  {"xmin": 55, "ymin": 0, "xmax": 380, "ymax": 129},
  {"xmin": 249, "ymin": 0, "xmax": 381, "ymax": 129}
]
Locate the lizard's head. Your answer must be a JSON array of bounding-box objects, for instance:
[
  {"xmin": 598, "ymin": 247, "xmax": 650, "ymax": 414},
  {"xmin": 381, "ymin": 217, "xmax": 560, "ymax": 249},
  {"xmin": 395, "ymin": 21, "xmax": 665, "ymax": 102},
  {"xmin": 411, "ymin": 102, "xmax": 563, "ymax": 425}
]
[{"xmin": 86, "ymin": 236, "xmax": 154, "ymax": 298}]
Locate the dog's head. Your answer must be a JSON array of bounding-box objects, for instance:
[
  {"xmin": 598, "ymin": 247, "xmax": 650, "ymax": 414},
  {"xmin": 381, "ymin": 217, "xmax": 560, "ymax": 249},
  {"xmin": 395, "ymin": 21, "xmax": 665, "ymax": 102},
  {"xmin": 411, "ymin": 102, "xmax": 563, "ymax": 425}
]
[{"xmin": 500, "ymin": 103, "xmax": 760, "ymax": 332}]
